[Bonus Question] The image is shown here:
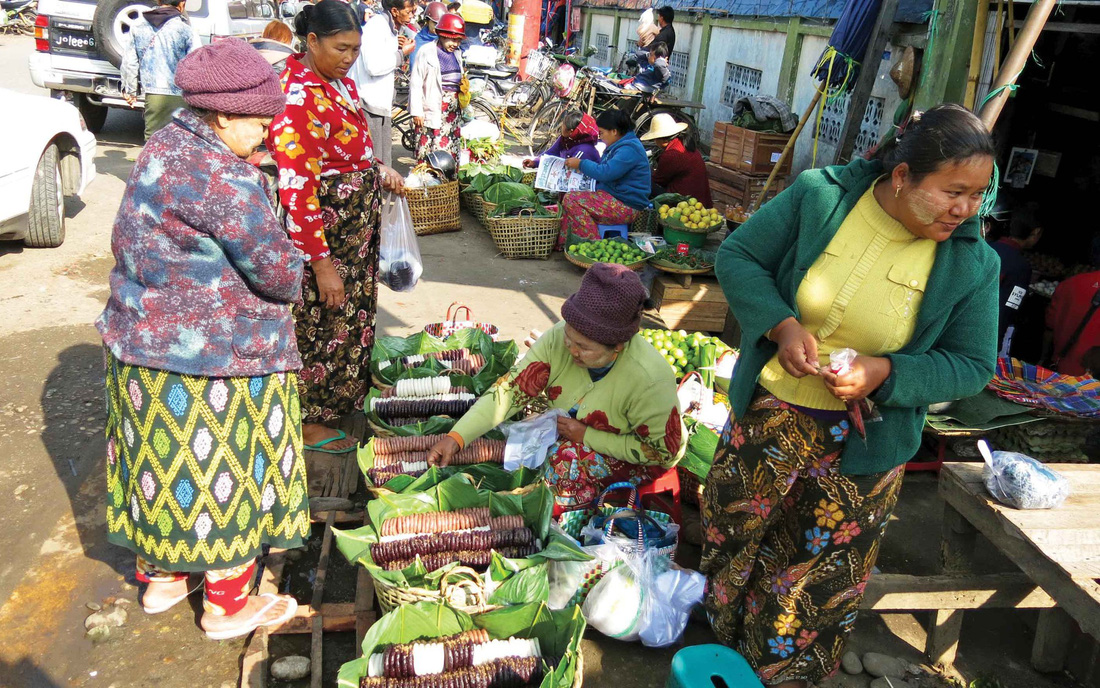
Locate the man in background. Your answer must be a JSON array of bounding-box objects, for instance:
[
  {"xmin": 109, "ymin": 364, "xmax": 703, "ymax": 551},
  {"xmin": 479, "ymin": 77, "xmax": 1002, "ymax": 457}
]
[
  {"xmin": 120, "ymin": 0, "xmax": 201, "ymax": 140},
  {"xmin": 991, "ymin": 202, "xmax": 1042, "ymax": 356},
  {"xmin": 350, "ymin": 0, "xmax": 417, "ymax": 166},
  {"xmin": 650, "ymin": 6, "xmax": 675, "ymax": 54}
]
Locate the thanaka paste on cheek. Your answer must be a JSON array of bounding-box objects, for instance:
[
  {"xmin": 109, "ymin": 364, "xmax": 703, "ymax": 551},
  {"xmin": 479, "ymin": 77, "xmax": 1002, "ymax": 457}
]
[{"xmin": 905, "ymin": 188, "xmax": 950, "ymax": 226}]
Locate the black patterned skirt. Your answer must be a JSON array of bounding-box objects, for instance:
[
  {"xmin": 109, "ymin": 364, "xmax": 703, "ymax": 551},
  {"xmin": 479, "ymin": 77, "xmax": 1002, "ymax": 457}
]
[{"xmin": 295, "ymin": 168, "xmax": 382, "ymax": 423}]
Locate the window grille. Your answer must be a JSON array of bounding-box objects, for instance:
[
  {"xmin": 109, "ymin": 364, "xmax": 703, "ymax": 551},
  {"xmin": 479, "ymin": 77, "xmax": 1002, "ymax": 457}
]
[{"xmin": 720, "ymin": 63, "xmax": 762, "ymax": 107}]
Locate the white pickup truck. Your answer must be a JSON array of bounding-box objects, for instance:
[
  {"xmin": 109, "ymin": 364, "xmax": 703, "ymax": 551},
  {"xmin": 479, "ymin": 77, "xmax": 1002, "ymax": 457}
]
[{"xmin": 29, "ymin": 0, "xmax": 282, "ymax": 133}]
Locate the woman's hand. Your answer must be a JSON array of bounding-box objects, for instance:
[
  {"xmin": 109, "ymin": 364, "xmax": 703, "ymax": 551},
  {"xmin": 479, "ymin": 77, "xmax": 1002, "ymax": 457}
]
[
  {"xmin": 413, "ymin": 116, "xmax": 425, "ymax": 129},
  {"xmin": 522, "ymin": 158, "xmax": 537, "ymax": 169},
  {"xmin": 770, "ymin": 317, "xmax": 821, "ymax": 378},
  {"xmin": 557, "ymin": 416, "xmax": 587, "ymax": 444},
  {"xmin": 426, "ymin": 435, "xmax": 461, "ymax": 466},
  {"xmin": 398, "ymin": 35, "xmax": 414, "ymax": 56},
  {"xmin": 312, "ymin": 257, "xmax": 345, "ymax": 309},
  {"xmin": 821, "ymin": 355, "xmax": 892, "ymax": 403},
  {"xmin": 378, "ymin": 164, "xmax": 405, "ymax": 194},
  {"xmin": 563, "ymin": 157, "xmax": 582, "ymax": 170},
  {"xmin": 523, "ymin": 328, "xmax": 543, "ymax": 349}
]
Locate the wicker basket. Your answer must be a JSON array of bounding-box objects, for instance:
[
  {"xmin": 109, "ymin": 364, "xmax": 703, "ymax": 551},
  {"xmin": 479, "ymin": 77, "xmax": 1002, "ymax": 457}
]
[
  {"xmin": 407, "ymin": 180, "xmax": 461, "ymax": 235},
  {"xmin": 485, "ymin": 209, "xmax": 560, "ymax": 259},
  {"xmin": 374, "ymin": 565, "xmax": 497, "ymax": 615},
  {"xmin": 631, "ymin": 208, "xmax": 659, "ymax": 235},
  {"xmin": 678, "ymin": 466, "xmax": 703, "ymax": 506},
  {"xmin": 521, "ymin": 171, "xmax": 536, "ymax": 185}
]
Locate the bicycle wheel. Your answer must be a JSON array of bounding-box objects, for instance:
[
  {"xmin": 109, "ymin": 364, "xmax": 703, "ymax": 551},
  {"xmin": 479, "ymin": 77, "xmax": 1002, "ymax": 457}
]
[
  {"xmin": 503, "ymin": 81, "xmax": 545, "ymax": 122},
  {"xmin": 527, "ymin": 101, "xmax": 566, "ymax": 155},
  {"xmin": 466, "ymin": 98, "xmax": 500, "ymax": 127}
]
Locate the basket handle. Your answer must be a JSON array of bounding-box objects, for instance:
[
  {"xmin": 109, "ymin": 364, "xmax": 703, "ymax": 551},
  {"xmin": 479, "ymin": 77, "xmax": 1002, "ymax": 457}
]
[
  {"xmin": 446, "ymin": 302, "xmax": 473, "ymax": 322},
  {"xmin": 600, "ymin": 507, "xmax": 658, "ymax": 550},
  {"xmin": 439, "ymin": 566, "xmax": 487, "ymax": 605},
  {"xmin": 596, "ymin": 481, "xmax": 640, "ymax": 510}
]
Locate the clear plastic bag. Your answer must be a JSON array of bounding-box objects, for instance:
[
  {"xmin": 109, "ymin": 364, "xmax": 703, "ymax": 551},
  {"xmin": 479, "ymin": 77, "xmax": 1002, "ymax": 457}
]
[
  {"xmin": 980, "ymin": 441, "xmax": 1070, "ymax": 510},
  {"xmin": 637, "ymin": 551, "xmax": 705, "ymax": 648},
  {"xmin": 378, "ymin": 193, "xmax": 423, "ymax": 292},
  {"xmin": 500, "ymin": 409, "xmax": 567, "ymax": 471}
]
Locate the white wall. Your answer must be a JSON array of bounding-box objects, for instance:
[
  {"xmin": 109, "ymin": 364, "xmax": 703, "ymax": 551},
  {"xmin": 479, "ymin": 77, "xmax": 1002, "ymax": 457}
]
[
  {"xmin": 697, "ymin": 27, "xmax": 787, "ymax": 145},
  {"xmin": 586, "ymin": 14, "xmax": 617, "ymax": 68}
]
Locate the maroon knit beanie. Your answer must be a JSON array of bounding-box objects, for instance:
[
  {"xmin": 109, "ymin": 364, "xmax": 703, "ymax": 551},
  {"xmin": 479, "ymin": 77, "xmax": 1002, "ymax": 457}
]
[
  {"xmin": 561, "ymin": 263, "xmax": 647, "ymax": 346},
  {"xmin": 175, "ymin": 38, "xmax": 286, "ymax": 116}
]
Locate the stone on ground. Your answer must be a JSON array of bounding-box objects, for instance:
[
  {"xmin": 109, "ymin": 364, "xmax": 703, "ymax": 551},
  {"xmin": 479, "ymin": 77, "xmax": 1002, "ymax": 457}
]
[
  {"xmin": 84, "ymin": 604, "xmax": 127, "ymax": 630},
  {"xmin": 840, "ymin": 650, "xmax": 863, "ymax": 675},
  {"xmin": 862, "ymin": 652, "xmax": 908, "ymax": 678},
  {"xmin": 271, "ymin": 655, "xmax": 311, "ymax": 681}
]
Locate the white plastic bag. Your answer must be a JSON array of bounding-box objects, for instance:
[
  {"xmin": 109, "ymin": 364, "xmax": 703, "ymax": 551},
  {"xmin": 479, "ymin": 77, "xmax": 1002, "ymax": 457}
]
[
  {"xmin": 582, "ymin": 555, "xmax": 646, "ymax": 641},
  {"xmin": 547, "ymin": 540, "xmax": 621, "ymax": 609},
  {"xmin": 500, "ymin": 409, "xmax": 567, "ymax": 471},
  {"xmin": 638, "ymin": 553, "xmax": 705, "ymax": 647},
  {"xmin": 980, "ymin": 440, "xmax": 1070, "ymax": 510},
  {"xmin": 378, "ymin": 193, "xmax": 423, "ymax": 292}
]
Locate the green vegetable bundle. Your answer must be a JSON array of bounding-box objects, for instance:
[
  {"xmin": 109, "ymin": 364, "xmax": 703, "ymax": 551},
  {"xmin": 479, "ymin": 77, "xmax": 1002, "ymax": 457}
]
[
  {"xmin": 680, "ymin": 417, "xmax": 718, "ymax": 482},
  {"xmin": 337, "ymin": 601, "xmax": 586, "ymax": 688},
  {"xmin": 651, "ymin": 247, "xmax": 716, "ymax": 270},
  {"xmin": 484, "ymin": 181, "xmax": 537, "ymax": 205},
  {"xmin": 459, "ymin": 164, "xmax": 524, "ymax": 193}
]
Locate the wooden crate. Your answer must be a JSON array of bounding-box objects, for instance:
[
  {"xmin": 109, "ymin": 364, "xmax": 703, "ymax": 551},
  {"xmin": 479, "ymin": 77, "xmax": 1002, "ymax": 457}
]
[
  {"xmin": 720, "ymin": 124, "xmax": 792, "ymax": 177},
  {"xmin": 707, "ymin": 162, "xmax": 787, "ymax": 213},
  {"xmin": 648, "ymin": 275, "xmax": 729, "ymax": 333},
  {"xmin": 710, "ymin": 122, "xmax": 729, "ymax": 164}
]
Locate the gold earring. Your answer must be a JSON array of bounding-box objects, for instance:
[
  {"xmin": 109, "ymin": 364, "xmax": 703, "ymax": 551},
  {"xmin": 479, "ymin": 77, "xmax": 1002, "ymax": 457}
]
[{"xmin": 895, "ymin": 186, "xmax": 902, "ymax": 198}]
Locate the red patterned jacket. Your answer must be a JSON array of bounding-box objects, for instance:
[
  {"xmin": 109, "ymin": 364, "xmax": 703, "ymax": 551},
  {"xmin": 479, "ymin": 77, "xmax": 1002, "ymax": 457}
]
[{"xmin": 268, "ymin": 55, "xmax": 374, "ymax": 262}]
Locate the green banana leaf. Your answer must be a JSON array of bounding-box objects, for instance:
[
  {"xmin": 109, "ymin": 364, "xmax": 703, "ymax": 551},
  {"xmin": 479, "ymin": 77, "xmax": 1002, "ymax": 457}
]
[
  {"xmin": 332, "ymin": 475, "xmax": 588, "ymax": 588},
  {"xmin": 358, "ymin": 435, "xmax": 532, "ymax": 491},
  {"xmin": 679, "ymin": 418, "xmax": 719, "ymax": 481},
  {"xmin": 370, "ymin": 329, "xmax": 518, "ymax": 391},
  {"xmin": 336, "ymin": 601, "xmax": 586, "ymax": 688}
]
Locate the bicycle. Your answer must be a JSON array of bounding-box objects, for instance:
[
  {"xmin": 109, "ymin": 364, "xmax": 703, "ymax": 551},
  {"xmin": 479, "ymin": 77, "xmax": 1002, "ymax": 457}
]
[{"xmin": 1, "ymin": 0, "xmax": 36, "ymax": 36}]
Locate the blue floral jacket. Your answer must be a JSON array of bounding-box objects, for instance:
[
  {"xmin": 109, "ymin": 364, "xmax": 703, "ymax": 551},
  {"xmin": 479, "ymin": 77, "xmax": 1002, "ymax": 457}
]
[{"xmin": 97, "ymin": 109, "xmax": 305, "ymax": 378}]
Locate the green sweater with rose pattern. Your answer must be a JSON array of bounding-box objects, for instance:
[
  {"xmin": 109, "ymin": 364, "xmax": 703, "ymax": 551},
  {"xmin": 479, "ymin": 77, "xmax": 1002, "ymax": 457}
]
[{"xmin": 451, "ymin": 321, "xmax": 686, "ymax": 467}]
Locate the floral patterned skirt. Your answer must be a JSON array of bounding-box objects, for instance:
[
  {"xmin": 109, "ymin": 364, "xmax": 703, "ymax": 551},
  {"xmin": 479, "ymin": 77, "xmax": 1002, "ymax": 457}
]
[
  {"xmin": 295, "ymin": 168, "xmax": 382, "ymax": 423},
  {"xmin": 546, "ymin": 440, "xmax": 665, "ymax": 515},
  {"xmin": 415, "ymin": 91, "xmax": 461, "ymax": 164},
  {"xmin": 699, "ymin": 391, "xmax": 904, "ymax": 685},
  {"xmin": 104, "ymin": 351, "xmax": 310, "ymax": 571}
]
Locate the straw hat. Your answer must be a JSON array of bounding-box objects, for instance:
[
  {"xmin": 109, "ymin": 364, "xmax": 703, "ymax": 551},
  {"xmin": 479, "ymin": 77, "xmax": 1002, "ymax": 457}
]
[
  {"xmin": 890, "ymin": 46, "xmax": 918, "ymax": 99},
  {"xmin": 640, "ymin": 112, "xmax": 689, "ymax": 141}
]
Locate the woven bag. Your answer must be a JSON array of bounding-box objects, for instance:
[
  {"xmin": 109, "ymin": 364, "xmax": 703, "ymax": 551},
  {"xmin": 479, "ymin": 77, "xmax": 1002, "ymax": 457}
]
[{"xmin": 407, "ymin": 180, "xmax": 461, "ymax": 235}]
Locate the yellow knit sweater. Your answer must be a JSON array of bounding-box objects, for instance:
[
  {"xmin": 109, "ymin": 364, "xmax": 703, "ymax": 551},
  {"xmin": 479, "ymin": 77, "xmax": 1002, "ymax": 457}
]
[{"xmin": 759, "ymin": 185, "xmax": 936, "ymax": 410}]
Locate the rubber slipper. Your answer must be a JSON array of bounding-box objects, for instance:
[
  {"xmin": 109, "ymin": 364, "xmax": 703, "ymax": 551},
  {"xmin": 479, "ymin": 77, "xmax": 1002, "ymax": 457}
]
[
  {"xmin": 205, "ymin": 593, "xmax": 299, "ymax": 641},
  {"xmin": 303, "ymin": 429, "xmax": 357, "ymax": 454},
  {"xmin": 141, "ymin": 581, "xmax": 202, "ymax": 615}
]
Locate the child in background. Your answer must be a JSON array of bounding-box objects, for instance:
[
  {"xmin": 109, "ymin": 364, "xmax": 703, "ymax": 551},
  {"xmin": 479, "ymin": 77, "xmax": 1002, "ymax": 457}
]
[
  {"xmin": 410, "ymin": 12, "xmax": 466, "ymax": 163},
  {"xmin": 630, "ymin": 42, "xmax": 670, "ymax": 91}
]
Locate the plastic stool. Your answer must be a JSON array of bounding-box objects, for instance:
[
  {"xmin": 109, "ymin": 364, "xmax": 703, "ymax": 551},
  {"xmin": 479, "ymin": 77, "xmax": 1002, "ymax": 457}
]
[
  {"xmin": 597, "ymin": 224, "xmax": 629, "ymax": 239},
  {"xmin": 666, "ymin": 645, "xmax": 763, "ymax": 688},
  {"xmin": 637, "ymin": 466, "xmax": 682, "ymax": 525}
]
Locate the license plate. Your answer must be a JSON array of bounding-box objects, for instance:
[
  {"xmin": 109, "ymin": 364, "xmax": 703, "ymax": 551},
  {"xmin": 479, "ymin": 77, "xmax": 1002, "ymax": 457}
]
[{"xmin": 51, "ymin": 29, "xmax": 96, "ymax": 54}]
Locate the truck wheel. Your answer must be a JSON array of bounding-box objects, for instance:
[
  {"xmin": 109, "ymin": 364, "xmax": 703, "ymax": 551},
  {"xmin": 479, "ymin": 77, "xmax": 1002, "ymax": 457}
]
[
  {"xmin": 93, "ymin": 0, "xmax": 156, "ymax": 68},
  {"xmin": 25, "ymin": 145, "xmax": 66, "ymax": 248},
  {"xmin": 77, "ymin": 95, "xmax": 109, "ymax": 134}
]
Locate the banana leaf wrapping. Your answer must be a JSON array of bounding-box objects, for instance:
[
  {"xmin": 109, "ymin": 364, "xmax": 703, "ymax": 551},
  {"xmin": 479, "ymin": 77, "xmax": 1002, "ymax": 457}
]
[
  {"xmin": 370, "ymin": 328, "xmax": 519, "ymax": 393},
  {"xmin": 333, "ymin": 475, "xmax": 590, "ymax": 605},
  {"xmin": 359, "ymin": 434, "xmax": 538, "ymax": 492},
  {"xmin": 337, "ymin": 601, "xmax": 586, "ymax": 688},
  {"xmin": 679, "ymin": 418, "xmax": 718, "ymax": 482}
]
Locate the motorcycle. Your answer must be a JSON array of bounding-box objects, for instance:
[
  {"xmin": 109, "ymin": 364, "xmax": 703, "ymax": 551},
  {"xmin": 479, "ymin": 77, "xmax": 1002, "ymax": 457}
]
[{"xmin": 1, "ymin": 0, "xmax": 36, "ymax": 36}]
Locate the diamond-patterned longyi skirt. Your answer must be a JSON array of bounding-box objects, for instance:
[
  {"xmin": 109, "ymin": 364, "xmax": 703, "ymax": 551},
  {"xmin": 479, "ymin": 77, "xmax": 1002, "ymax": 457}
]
[{"xmin": 103, "ymin": 351, "xmax": 310, "ymax": 571}]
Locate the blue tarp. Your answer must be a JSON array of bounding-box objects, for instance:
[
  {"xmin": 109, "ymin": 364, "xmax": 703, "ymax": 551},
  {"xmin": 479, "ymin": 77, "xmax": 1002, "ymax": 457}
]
[{"xmin": 577, "ymin": 0, "xmax": 932, "ymax": 25}]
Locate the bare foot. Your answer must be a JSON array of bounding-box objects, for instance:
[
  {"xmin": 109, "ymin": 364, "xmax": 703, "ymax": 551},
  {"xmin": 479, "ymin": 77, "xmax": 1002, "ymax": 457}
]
[
  {"xmin": 141, "ymin": 577, "xmax": 192, "ymax": 613},
  {"xmin": 302, "ymin": 423, "xmax": 357, "ymax": 452},
  {"xmin": 200, "ymin": 593, "xmax": 296, "ymax": 636}
]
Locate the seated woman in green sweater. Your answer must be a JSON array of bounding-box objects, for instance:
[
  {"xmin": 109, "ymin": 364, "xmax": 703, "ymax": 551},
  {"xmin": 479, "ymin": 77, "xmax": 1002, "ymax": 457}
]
[
  {"xmin": 428, "ymin": 263, "xmax": 686, "ymax": 513},
  {"xmin": 703, "ymin": 104, "xmax": 999, "ymax": 688}
]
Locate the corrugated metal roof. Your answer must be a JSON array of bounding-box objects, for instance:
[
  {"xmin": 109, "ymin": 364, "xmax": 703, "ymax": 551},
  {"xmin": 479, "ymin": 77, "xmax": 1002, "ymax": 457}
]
[{"xmin": 576, "ymin": 0, "xmax": 933, "ymax": 25}]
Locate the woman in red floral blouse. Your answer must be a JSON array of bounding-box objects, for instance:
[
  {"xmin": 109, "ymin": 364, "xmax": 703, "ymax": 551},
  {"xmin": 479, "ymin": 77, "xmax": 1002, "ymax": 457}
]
[{"xmin": 269, "ymin": 0, "xmax": 405, "ymax": 453}]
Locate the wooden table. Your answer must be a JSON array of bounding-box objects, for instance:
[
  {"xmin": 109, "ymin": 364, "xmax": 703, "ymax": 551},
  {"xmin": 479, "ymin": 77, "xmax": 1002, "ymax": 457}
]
[{"xmin": 936, "ymin": 462, "xmax": 1100, "ymax": 671}]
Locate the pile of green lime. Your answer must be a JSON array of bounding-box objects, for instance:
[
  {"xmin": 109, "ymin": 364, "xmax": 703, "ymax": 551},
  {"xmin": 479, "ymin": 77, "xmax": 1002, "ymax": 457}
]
[
  {"xmin": 641, "ymin": 328, "xmax": 732, "ymax": 379},
  {"xmin": 567, "ymin": 239, "xmax": 650, "ymax": 266}
]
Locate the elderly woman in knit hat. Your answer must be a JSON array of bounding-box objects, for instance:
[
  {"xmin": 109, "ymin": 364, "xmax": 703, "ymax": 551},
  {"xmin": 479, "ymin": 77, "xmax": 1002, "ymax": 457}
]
[
  {"xmin": 97, "ymin": 38, "xmax": 307, "ymax": 639},
  {"xmin": 429, "ymin": 263, "xmax": 686, "ymax": 512}
]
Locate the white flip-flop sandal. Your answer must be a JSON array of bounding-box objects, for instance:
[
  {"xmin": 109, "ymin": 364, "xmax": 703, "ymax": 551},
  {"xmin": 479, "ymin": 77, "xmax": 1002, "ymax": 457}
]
[
  {"xmin": 141, "ymin": 582, "xmax": 203, "ymax": 615},
  {"xmin": 205, "ymin": 593, "xmax": 298, "ymax": 641}
]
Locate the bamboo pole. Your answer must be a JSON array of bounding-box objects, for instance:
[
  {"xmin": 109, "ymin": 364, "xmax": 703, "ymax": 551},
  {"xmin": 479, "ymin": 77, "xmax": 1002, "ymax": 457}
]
[
  {"xmin": 750, "ymin": 89, "xmax": 822, "ymax": 212},
  {"xmin": 993, "ymin": 0, "xmax": 1003, "ymax": 79},
  {"xmin": 980, "ymin": 0, "xmax": 1057, "ymax": 128},
  {"xmin": 965, "ymin": 0, "xmax": 993, "ymax": 108}
]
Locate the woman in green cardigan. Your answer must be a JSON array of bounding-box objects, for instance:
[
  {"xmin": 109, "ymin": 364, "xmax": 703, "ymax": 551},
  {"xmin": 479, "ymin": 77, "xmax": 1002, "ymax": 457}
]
[
  {"xmin": 702, "ymin": 104, "xmax": 998, "ymax": 687},
  {"xmin": 428, "ymin": 263, "xmax": 686, "ymax": 513}
]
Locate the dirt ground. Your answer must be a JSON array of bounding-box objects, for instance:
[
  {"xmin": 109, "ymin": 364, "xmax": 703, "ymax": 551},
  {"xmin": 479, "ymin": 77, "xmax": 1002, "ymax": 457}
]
[{"xmin": 0, "ymin": 33, "xmax": 1082, "ymax": 688}]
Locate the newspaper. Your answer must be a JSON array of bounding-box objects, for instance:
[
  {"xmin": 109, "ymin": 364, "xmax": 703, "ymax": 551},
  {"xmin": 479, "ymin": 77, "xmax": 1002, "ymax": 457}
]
[{"xmin": 534, "ymin": 155, "xmax": 596, "ymax": 193}]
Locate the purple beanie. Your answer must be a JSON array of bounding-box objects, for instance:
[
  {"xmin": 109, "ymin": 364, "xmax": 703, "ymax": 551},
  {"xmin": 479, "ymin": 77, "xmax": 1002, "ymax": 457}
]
[
  {"xmin": 175, "ymin": 38, "xmax": 286, "ymax": 116},
  {"xmin": 561, "ymin": 263, "xmax": 648, "ymax": 346}
]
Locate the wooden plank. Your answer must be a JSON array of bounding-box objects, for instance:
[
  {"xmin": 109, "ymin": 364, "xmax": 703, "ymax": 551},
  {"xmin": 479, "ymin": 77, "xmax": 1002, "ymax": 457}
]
[
  {"xmin": 1032, "ymin": 608, "xmax": 1076, "ymax": 672},
  {"xmin": 271, "ymin": 603, "xmax": 358, "ymax": 635},
  {"xmin": 941, "ymin": 504, "xmax": 979, "ymax": 573},
  {"xmin": 355, "ymin": 511, "xmax": 377, "ymax": 656},
  {"xmin": 861, "ymin": 573, "xmax": 1055, "ymax": 611},
  {"xmin": 310, "ymin": 509, "xmax": 365, "ymax": 525},
  {"xmin": 939, "ymin": 466, "xmax": 1100, "ymax": 640},
  {"xmin": 310, "ymin": 512, "xmax": 336, "ymax": 688},
  {"xmin": 240, "ymin": 550, "xmax": 287, "ymax": 688},
  {"xmin": 926, "ymin": 609, "xmax": 965, "ymax": 667}
]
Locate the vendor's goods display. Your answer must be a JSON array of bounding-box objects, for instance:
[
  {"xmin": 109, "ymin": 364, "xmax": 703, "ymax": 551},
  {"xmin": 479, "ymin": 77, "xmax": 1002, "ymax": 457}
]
[
  {"xmin": 639, "ymin": 328, "xmax": 733, "ymax": 383},
  {"xmin": 372, "ymin": 507, "xmax": 538, "ymax": 570},
  {"xmin": 365, "ymin": 435, "xmax": 506, "ymax": 484},
  {"xmin": 338, "ymin": 601, "xmax": 585, "ymax": 688},
  {"xmin": 979, "ymin": 440, "xmax": 1071, "ymax": 509},
  {"xmin": 564, "ymin": 238, "xmax": 651, "ymax": 270},
  {"xmin": 425, "ymin": 304, "xmax": 501, "ymax": 341},
  {"xmin": 657, "ymin": 197, "xmax": 724, "ymax": 233},
  {"xmin": 649, "ymin": 247, "xmax": 715, "ymax": 275}
]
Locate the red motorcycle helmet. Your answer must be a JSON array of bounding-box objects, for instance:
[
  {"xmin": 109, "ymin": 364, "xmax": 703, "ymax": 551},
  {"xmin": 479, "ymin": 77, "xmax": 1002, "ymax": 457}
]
[
  {"xmin": 425, "ymin": 1, "xmax": 447, "ymax": 23},
  {"xmin": 436, "ymin": 12, "xmax": 465, "ymax": 38}
]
